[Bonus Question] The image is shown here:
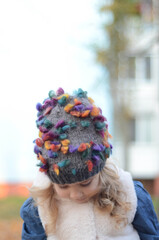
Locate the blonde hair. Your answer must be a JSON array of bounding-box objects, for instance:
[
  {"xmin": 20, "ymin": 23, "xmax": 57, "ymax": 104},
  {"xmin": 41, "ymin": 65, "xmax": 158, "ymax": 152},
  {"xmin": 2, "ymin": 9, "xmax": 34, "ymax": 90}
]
[
  {"xmin": 94, "ymin": 160, "xmax": 131, "ymax": 228},
  {"xmin": 30, "ymin": 160, "xmax": 131, "ymax": 235},
  {"xmin": 30, "ymin": 184, "xmax": 58, "ymax": 235}
]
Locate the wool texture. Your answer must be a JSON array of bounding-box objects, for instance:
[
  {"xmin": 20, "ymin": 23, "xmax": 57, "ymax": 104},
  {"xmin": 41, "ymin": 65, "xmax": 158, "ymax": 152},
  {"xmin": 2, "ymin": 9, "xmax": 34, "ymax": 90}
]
[{"xmin": 34, "ymin": 88, "xmax": 112, "ymax": 184}]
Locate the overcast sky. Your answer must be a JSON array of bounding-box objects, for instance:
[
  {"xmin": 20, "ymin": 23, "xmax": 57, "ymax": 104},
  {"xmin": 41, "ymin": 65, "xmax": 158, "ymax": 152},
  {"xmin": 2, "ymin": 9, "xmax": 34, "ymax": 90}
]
[{"xmin": 0, "ymin": 0, "xmax": 112, "ymax": 182}]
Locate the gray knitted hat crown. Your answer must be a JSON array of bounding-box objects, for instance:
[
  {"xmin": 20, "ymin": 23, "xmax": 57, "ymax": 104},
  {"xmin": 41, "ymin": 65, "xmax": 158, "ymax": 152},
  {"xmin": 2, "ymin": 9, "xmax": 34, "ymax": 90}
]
[{"xmin": 34, "ymin": 88, "xmax": 112, "ymax": 184}]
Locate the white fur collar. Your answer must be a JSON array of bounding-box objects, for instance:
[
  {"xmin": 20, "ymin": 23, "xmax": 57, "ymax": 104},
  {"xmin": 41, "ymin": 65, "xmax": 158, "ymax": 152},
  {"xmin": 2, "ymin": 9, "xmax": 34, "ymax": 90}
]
[{"xmin": 32, "ymin": 165, "xmax": 139, "ymax": 240}]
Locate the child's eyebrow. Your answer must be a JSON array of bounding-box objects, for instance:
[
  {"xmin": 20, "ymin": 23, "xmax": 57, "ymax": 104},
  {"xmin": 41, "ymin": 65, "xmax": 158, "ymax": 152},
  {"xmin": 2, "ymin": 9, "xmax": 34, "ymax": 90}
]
[
  {"xmin": 82, "ymin": 179, "xmax": 90, "ymax": 183},
  {"xmin": 59, "ymin": 184, "xmax": 68, "ymax": 187}
]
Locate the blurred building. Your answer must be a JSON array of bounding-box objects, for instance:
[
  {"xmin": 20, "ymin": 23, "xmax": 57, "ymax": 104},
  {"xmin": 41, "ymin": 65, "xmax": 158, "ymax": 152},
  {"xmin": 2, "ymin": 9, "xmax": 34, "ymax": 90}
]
[{"xmin": 117, "ymin": 0, "xmax": 159, "ymax": 195}]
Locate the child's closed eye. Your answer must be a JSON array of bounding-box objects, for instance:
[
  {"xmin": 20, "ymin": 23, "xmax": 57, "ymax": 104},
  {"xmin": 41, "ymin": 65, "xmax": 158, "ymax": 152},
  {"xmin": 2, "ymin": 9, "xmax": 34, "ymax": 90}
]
[
  {"xmin": 59, "ymin": 185, "xmax": 69, "ymax": 189},
  {"xmin": 80, "ymin": 180, "xmax": 92, "ymax": 187},
  {"xmin": 58, "ymin": 179, "xmax": 92, "ymax": 189}
]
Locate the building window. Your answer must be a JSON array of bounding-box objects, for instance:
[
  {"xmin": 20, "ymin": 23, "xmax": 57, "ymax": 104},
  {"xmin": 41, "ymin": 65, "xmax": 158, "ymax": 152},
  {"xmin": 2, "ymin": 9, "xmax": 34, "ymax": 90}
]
[
  {"xmin": 135, "ymin": 56, "xmax": 151, "ymax": 82},
  {"xmin": 136, "ymin": 115, "xmax": 152, "ymax": 142},
  {"xmin": 145, "ymin": 56, "xmax": 151, "ymax": 80},
  {"xmin": 128, "ymin": 117, "xmax": 136, "ymax": 142},
  {"xmin": 128, "ymin": 57, "xmax": 136, "ymax": 79},
  {"xmin": 128, "ymin": 115, "xmax": 152, "ymax": 143}
]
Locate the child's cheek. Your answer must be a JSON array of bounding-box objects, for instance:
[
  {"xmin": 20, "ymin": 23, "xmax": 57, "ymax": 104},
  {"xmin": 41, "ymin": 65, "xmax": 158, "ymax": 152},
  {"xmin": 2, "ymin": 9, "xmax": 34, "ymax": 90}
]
[{"xmin": 56, "ymin": 189, "xmax": 69, "ymax": 199}]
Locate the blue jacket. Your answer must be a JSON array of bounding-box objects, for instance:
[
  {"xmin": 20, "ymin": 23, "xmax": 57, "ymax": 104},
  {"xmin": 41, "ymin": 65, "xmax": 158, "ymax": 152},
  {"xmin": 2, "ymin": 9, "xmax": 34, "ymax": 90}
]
[{"xmin": 20, "ymin": 181, "xmax": 159, "ymax": 240}]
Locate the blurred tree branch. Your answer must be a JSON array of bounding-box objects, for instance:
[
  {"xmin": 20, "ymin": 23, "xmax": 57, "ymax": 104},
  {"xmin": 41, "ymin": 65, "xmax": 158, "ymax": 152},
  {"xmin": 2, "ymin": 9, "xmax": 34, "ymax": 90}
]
[{"xmin": 94, "ymin": 0, "xmax": 141, "ymax": 169}]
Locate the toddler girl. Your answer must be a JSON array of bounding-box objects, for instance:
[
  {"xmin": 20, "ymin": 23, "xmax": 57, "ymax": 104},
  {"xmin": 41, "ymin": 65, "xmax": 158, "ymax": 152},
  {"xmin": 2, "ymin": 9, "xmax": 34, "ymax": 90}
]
[{"xmin": 21, "ymin": 88, "xmax": 159, "ymax": 240}]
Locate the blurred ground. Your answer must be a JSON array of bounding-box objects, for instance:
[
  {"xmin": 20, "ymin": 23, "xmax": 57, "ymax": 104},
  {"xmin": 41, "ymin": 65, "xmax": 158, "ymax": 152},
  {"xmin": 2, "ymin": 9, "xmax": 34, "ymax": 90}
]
[
  {"xmin": 152, "ymin": 197, "xmax": 159, "ymax": 220},
  {"xmin": 0, "ymin": 196, "xmax": 27, "ymax": 240},
  {"xmin": 0, "ymin": 219, "xmax": 22, "ymax": 240}
]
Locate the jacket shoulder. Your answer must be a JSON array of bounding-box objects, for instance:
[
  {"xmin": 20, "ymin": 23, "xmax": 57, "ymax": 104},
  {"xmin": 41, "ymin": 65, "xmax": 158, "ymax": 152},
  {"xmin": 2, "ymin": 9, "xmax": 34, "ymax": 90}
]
[
  {"xmin": 20, "ymin": 198, "xmax": 39, "ymax": 223},
  {"xmin": 133, "ymin": 181, "xmax": 159, "ymax": 239},
  {"xmin": 20, "ymin": 198, "xmax": 46, "ymax": 240}
]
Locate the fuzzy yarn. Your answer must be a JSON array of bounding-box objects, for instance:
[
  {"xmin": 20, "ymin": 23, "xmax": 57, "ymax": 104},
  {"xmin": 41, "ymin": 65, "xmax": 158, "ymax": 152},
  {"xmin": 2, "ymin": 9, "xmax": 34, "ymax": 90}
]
[{"xmin": 34, "ymin": 88, "xmax": 112, "ymax": 184}]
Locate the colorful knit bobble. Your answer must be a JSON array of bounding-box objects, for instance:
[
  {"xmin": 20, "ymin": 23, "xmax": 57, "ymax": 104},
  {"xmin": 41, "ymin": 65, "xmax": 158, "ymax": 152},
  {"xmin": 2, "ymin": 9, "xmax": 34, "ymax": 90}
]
[
  {"xmin": 70, "ymin": 111, "xmax": 81, "ymax": 117},
  {"xmin": 69, "ymin": 145, "xmax": 78, "ymax": 153},
  {"xmin": 48, "ymin": 150, "xmax": 58, "ymax": 158},
  {"xmin": 37, "ymin": 114, "xmax": 44, "ymax": 121},
  {"xmin": 82, "ymin": 148, "xmax": 90, "ymax": 159},
  {"xmin": 86, "ymin": 143, "xmax": 91, "ymax": 148},
  {"xmin": 93, "ymin": 115, "xmax": 106, "ymax": 122},
  {"xmin": 61, "ymin": 139, "xmax": 70, "ymax": 146},
  {"xmin": 42, "ymin": 131, "xmax": 56, "ymax": 141},
  {"xmin": 78, "ymin": 143, "xmax": 87, "ymax": 152},
  {"xmin": 57, "ymin": 93, "xmax": 69, "ymax": 100},
  {"xmin": 64, "ymin": 104, "xmax": 74, "ymax": 113},
  {"xmin": 61, "ymin": 146, "xmax": 68, "ymax": 154},
  {"xmin": 92, "ymin": 144, "xmax": 105, "ymax": 151},
  {"xmin": 36, "ymin": 118, "xmax": 45, "ymax": 128},
  {"xmin": 58, "ymin": 96, "xmax": 67, "ymax": 106},
  {"xmin": 37, "ymin": 162, "xmax": 43, "ymax": 167},
  {"xmin": 37, "ymin": 112, "xmax": 42, "ymax": 118},
  {"xmin": 99, "ymin": 130, "xmax": 105, "ymax": 138},
  {"xmin": 81, "ymin": 110, "xmax": 90, "ymax": 118},
  {"xmin": 39, "ymin": 167, "xmax": 48, "ymax": 173},
  {"xmin": 56, "ymin": 88, "xmax": 64, "ymax": 96},
  {"xmin": 92, "ymin": 155, "xmax": 100, "ymax": 165},
  {"xmin": 99, "ymin": 152, "xmax": 105, "ymax": 161},
  {"xmin": 68, "ymin": 121, "xmax": 77, "ymax": 128},
  {"xmin": 36, "ymin": 138, "xmax": 44, "ymax": 147},
  {"xmin": 105, "ymin": 148, "xmax": 111, "ymax": 156},
  {"xmin": 48, "ymin": 90, "xmax": 55, "ymax": 99},
  {"xmin": 88, "ymin": 97, "xmax": 94, "ymax": 104},
  {"xmin": 103, "ymin": 131, "xmax": 108, "ymax": 141},
  {"xmin": 58, "ymin": 159, "xmax": 70, "ymax": 168},
  {"xmin": 72, "ymin": 169, "xmax": 76, "ymax": 175},
  {"xmin": 55, "ymin": 120, "xmax": 65, "ymax": 129},
  {"xmin": 81, "ymin": 121, "xmax": 90, "ymax": 128},
  {"xmin": 38, "ymin": 153, "xmax": 47, "ymax": 164},
  {"xmin": 53, "ymin": 164, "xmax": 59, "ymax": 175},
  {"xmin": 44, "ymin": 119, "xmax": 53, "ymax": 128},
  {"xmin": 90, "ymin": 141, "xmax": 94, "ymax": 146},
  {"xmin": 74, "ymin": 98, "xmax": 82, "ymax": 105},
  {"xmin": 95, "ymin": 122, "xmax": 106, "ymax": 130},
  {"xmin": 62, "ymin": 125, "xmax": 70, "ymax": 132},
  {"xmin": 45, "ymin": 141, "xmax": 51, "ymax": 150},
  {"xmin": 43, "ymin": 106, "xmax": 53, "ymax": 116},
  {"xmin": 75, "ymin": 88, "xmax": 87, "ymax": 98},
  {"xmin": 36, "ymin": 103, "xmax": 43, "ymax": 111},
  {"xmin": 74, "ymin": 104, "xmax": 85, "ymax": 112},
  {"xmin": 50, "ymin": 144, "xmax": 61, "ymax": 152},
  {"xmin": 39, "ymin": 131, "xmax": 43, "ymax": 138},
  {"xmin": 108, "ymin": 132, "xmax": 112, "ymax": 139},
  {"xmin": 86, "ymin": 160, "xmax": 93, "ymax": 172},
  {"xmin": 56, "ymin": 127, "xmax": 63, "ymax": 134},
  {"xmin": 34, "ymin": 145, "xmax": 41, "ymax": 154},
  {"xmin": 91, "ymin": 106, "xmax": 100, "ymax": 117},
  {"xmin": 103, "ymin": 141, "xmax": 110, "ymax": 148},
  {"xmin": 60, "ymin": 134, "xmax": 67, "ymax": 140},
  {"xmin": 39, "ymin": 126, "xmax": 49, "ymax": 133}
]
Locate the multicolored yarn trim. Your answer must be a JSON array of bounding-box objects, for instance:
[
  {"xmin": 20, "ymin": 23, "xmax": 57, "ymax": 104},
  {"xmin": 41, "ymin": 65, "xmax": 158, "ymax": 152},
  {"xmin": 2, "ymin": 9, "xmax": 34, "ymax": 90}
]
[{"xmin": 34, "ymin": 88, "xmax": 112, "ymax": 183}]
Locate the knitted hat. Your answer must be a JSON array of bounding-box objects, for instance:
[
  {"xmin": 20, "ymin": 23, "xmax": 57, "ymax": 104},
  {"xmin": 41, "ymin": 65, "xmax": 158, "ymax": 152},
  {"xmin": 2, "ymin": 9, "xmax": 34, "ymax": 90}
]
[{"xmin": 34, "ymin": 88, "xmax": 112, "ymax": 184}]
